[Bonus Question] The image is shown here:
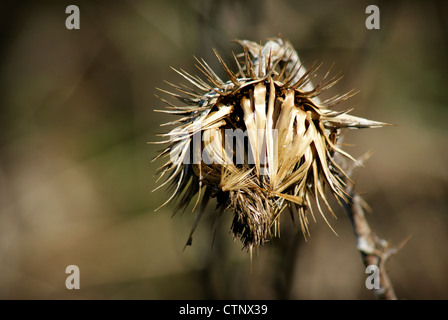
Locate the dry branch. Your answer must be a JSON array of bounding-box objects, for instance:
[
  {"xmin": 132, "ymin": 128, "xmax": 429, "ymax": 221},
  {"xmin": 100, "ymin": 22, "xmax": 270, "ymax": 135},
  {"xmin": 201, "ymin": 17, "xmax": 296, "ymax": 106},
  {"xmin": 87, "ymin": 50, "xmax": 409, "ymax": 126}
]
[{"xmin": 338, "ymin": 153, "xmax": 401, "ymax": 300}]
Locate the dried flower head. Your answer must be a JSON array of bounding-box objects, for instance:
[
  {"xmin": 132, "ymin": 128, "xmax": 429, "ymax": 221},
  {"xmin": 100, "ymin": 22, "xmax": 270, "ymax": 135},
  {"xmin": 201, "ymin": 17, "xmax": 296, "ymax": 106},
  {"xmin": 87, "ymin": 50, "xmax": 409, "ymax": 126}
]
[{"xmin": 153, "ymin": 37, "xmax": 386, "ymax": 251}]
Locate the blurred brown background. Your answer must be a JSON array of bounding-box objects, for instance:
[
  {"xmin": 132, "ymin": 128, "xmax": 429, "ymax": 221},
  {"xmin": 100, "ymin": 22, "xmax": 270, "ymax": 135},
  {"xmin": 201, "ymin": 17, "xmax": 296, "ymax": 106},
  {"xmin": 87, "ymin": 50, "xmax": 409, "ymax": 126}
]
[{"xmin": 0, "ymin": 0, "xmax": 447, "ymax": 299}]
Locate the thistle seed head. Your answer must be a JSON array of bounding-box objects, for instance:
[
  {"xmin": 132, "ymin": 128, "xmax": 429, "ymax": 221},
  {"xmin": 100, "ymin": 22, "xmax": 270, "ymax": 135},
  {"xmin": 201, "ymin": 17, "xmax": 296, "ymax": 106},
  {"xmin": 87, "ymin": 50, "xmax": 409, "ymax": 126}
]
[{"xmin": 153, "ymin": 37, "xmax": 387, "ymax": 250}]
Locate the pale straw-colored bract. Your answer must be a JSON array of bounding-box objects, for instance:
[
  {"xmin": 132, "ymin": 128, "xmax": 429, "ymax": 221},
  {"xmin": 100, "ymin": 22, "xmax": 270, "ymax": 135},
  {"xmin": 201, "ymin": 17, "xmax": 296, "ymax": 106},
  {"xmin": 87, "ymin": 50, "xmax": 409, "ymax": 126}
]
[{"xmin": 153, "ymin": 37, "xmax": 386, "ymax": 252}]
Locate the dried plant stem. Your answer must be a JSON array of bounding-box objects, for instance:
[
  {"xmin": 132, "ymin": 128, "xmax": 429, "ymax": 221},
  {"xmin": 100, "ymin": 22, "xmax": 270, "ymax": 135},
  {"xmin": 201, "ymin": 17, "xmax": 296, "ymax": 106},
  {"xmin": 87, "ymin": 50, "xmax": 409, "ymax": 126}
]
[
  {"xmin": 340, "ymin": 154, "xmax": 399, "ymax": 300},
  {"xmin": 343, "ymin": 192, "xmax": 397, "ymax": 300}
]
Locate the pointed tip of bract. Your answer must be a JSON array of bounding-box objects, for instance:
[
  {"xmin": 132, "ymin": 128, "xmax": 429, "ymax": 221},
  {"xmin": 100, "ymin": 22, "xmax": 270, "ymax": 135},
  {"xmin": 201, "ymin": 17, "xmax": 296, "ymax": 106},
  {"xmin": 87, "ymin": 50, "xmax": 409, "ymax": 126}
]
[{"xmin": 325, "ymin": 113, "xmax": 391, "ymax": 129}]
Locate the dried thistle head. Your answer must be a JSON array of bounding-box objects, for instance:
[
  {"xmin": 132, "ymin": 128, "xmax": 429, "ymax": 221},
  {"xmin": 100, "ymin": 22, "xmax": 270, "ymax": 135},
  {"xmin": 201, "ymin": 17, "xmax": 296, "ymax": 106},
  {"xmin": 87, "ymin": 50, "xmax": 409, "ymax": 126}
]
[{"xmin": 153, "ymin": 37, "xmax": 386, "ymax": 251}]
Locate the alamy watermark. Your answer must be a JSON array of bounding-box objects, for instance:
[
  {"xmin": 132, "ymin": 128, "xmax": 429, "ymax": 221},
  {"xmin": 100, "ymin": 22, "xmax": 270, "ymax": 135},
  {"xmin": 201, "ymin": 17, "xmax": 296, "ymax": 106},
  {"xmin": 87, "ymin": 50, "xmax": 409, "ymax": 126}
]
[
  {"xmin": 65, "ymin": 5, "xmax": 80, "ymax": 30},
  {"xmin": 65, "ymin": 265, "xmax": 80, "ymax": 290},
  {"xmin": 365, "ymin": 265, "xmax": 380, "ymax": 290},
  {"xmin": 170, "ymin": 126, "xmax": 279, "ymax": 176},
  {"xmin": 365, "ymin": 5, "xmax": 380, "ymax": 30},
  {"xmin": 64, "ymin": 5, "xmax": 379, "ymax": 31},
  {"xmin": 64, "ymin": 5, "xmax": 379, "ymax": 33}
]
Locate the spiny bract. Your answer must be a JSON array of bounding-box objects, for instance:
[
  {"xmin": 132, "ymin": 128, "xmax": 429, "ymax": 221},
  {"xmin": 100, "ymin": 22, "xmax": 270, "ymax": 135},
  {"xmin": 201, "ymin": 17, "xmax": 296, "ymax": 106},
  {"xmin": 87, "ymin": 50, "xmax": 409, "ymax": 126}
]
[{"xmin": 153, "ymin": 37, "xmax": 386, "ymax": 251}]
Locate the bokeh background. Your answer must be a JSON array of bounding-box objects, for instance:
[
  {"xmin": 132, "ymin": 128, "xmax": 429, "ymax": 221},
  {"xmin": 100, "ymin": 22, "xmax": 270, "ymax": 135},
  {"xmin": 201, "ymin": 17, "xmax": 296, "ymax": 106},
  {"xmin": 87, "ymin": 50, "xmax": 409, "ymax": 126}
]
[{"xmin": 0, "ymin": 0, "xmax": 447, "ymax": 299}]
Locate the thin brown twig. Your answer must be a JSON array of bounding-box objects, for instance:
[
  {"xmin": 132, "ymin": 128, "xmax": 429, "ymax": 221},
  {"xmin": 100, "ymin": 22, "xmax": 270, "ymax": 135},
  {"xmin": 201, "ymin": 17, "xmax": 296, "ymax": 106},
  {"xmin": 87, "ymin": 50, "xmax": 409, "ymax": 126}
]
[{"xmin": 338, "ymin": 152, "xmax": 404, "ymax": 300}]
